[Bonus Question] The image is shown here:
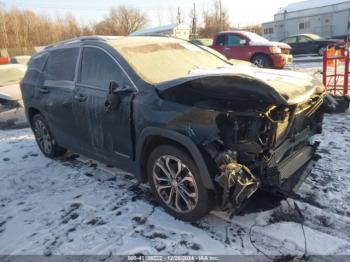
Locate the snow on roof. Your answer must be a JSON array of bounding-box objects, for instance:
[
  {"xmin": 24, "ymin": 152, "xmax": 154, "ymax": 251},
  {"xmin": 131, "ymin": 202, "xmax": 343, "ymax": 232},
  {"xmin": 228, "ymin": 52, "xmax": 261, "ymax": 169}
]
[
  {"xmin": 277, "ymin": 0, "xmax": 350, "ymax": 13},
  {"xmin": 130, "ymin": 23, "xmax": 190, "ymax": 36}
]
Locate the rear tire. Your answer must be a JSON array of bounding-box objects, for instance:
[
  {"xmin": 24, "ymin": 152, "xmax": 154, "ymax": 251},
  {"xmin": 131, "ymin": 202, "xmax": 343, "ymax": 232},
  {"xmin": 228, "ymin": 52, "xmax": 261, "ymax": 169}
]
[
  {"xmin": 31, "ymin": 114, "xmax": 66, "ymax": 158},
  {"xmin": 318, "ymin": 46, "xmax": 326, "ymax": 56},
  {"xmin": 147, "ymin": 145, "xmax": 213, "ymax": 222},
  {"xmin": 251, "ymin": 54, "xmax": 271, "ymax": 68}
]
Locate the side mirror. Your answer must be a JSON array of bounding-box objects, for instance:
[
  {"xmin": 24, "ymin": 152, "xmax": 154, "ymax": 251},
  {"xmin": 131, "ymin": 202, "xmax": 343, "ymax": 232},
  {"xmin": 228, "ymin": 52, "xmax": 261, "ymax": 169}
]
[
  {"xmin": 109, "ymin": 81, "xmax": 134, "ymax": 95},
  {"xmin": 240, "ymin": 39, "xmax": 248, "ymax": 45}
]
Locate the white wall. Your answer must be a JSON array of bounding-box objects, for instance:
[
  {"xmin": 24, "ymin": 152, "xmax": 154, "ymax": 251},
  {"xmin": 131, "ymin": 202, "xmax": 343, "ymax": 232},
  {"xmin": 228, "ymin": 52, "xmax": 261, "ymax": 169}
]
[{"xmin": 263, "ymin": 2, "xmax": 350, "ymax": 40}]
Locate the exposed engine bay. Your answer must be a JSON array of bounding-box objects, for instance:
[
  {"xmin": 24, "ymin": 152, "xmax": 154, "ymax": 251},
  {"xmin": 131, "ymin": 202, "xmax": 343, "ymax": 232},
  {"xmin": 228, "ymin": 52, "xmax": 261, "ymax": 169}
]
[
  {"xmin": 204, "ymin": 94, "xmax": 325, "ymax": 214},
  {"xmin": 158, "ymin": 74, "xmax": 330, "ymax": 215}
]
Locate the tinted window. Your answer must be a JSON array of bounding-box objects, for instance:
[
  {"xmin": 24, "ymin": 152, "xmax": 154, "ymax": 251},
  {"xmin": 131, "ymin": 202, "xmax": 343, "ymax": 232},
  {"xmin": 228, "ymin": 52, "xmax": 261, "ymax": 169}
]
[
  {"xmin": 28, "ymin": 52, "xmax": 48, "ymax": 71},
  {"xmin": 46, "ymin": 48, "xmax": 79, "ymax": 81},
  {"xmin": 216, "ymin": 34, "xmax": 226, "ymax": 46},
  {"xmin": 80, "ymin": 47, "xmax": 121, "ymax": 89},
  {"xmin": 283, "ymin": 36, "xmax": 297, "ymax": 44},
  {"xmin": 298, "ymin": 36, "xmax": 312, "ymax": 43},
  {"xmin": 226, "ymin": 34, "xmax": 245, "ymax": 46}
]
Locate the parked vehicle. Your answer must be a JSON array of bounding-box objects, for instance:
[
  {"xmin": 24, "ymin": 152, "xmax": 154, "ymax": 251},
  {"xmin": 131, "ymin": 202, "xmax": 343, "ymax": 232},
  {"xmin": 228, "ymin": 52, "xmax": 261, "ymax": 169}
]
[
  {"xmin": 281, "ymin": 34, "xmax": 346, "ymax": 56},
  {"xmin": 0, "ymin": 64, "xmax": 26, "ymax": 87},
  {"xmin": 21, "ymin": 36, "xmax": 330, "ymax": 221},
  {"xmin": 211, "ymin": 31, "xmax": 293, "ymax": 68}
]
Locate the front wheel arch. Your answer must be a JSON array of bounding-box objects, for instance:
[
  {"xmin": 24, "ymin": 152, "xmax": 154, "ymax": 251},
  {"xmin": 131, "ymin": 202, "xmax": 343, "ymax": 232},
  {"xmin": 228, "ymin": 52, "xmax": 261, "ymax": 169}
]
[{"xmin": 136, "ymin": 128, "xmax": 215, "ymax": 190}]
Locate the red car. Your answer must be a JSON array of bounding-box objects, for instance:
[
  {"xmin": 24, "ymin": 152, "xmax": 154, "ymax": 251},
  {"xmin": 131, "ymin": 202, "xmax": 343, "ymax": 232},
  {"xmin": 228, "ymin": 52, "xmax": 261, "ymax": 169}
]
[{"xmin": 211, "ymin": 31, "xmax": 293, "ymax": 68}]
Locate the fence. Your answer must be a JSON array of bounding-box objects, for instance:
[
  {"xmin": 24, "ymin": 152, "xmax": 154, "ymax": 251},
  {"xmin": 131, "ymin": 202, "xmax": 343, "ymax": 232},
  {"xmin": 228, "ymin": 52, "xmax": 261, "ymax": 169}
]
[{"xmin": 322, "ymin": 47, "xmax": 349, "ymax": 97}]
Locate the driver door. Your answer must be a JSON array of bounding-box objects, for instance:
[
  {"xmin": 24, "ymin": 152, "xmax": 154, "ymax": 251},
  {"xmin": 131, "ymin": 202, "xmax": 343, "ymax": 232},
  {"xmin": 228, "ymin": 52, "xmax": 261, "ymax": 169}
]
[
  {"xmin": 296, "ymin": 35, "xmax": 315, "ymax": 54},
  {"xmin": 73, "ymin": 46, "xmax": 135, "ymax": 161}
]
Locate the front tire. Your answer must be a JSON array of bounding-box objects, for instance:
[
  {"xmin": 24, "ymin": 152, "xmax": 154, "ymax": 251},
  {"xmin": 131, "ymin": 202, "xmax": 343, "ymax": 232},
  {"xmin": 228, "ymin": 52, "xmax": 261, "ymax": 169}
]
[
  {"xmin": 147, "ymin": 145, "xmax": 213, "ymax": 222},
  {"xmin": 251, "ymin": 54, "xmax": 271, "ymax": 68},
  {"xmin": 31, "ymin": 114, "xmax": 66, "ymax": 158}
]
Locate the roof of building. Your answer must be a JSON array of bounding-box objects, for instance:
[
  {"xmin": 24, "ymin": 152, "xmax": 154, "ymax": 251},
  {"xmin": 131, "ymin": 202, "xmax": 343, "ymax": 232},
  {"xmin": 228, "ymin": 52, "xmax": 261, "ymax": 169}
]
[
  {"xmin": 277, "ymin": 0, "xmax": 350, "ymax": 13},
  {"xmin": 130, "ymin": 23, "xmax": 190, "ymax": 36}
]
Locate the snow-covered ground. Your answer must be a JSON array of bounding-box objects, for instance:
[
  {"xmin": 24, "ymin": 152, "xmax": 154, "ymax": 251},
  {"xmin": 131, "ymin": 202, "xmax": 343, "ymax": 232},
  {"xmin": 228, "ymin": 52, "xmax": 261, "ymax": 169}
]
[{"xmin": 0, "ymin": 110, "xmax": 349, "ymax": 258}]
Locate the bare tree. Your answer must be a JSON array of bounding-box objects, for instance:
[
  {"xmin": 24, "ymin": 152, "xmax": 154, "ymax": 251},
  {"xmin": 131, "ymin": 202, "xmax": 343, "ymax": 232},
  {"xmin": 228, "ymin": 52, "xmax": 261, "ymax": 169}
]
[
  {"xmin": 0, "ymin": 2, "xmax": 9, "ymax": 48},
  {"xmin": 199, "ymin": 0, "xmax": 231, "ymax": 38},
  {"xmin": 94, "ymin": 6, "xmax": 147, "ymax": 35}
]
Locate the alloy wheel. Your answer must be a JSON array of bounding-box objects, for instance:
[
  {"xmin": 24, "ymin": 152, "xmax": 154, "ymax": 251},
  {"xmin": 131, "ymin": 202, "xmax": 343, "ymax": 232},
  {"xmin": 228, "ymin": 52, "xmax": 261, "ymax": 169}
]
[
  {"xmin": 152, "ymin": 155, "xmax": 199, "ymax": 213},
  {"xmin": 34, "ymin": 119, "xmax": 53, "ymax": 154},
  {"xmin": 253, "ymin": 58, "xmax": 264, "ymax": 68}
]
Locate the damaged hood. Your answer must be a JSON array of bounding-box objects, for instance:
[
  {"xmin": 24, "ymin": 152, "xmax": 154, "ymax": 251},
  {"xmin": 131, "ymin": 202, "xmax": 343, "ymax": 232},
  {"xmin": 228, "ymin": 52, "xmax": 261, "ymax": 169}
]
[{"xmin": 156, "ymin": 66, "xmax": 325, "ymax": 106}]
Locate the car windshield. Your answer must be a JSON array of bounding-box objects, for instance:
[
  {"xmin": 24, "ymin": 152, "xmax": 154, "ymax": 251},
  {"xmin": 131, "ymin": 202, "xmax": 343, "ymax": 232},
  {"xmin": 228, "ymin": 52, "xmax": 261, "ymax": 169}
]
[
  {"xmin": 242, "ymin": 32, "xmax": 270, "ymax": 43},
  {"xmin": 110, "ymin": 37, "xmax": 230, "ymax": 84}
]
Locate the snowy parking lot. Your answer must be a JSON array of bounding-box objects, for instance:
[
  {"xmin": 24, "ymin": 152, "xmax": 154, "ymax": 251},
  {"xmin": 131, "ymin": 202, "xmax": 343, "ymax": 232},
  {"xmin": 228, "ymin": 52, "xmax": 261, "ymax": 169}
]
[{"xmin": 0, "ymin": 110, "xmax": 349, "ymax": 258}]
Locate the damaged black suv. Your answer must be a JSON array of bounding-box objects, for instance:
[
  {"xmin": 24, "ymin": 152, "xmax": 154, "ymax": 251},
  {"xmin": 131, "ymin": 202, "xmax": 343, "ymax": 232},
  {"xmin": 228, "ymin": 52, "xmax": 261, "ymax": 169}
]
[{"xmin": 21, "ymin": 36, "xmax": 328, "ymax": 221}]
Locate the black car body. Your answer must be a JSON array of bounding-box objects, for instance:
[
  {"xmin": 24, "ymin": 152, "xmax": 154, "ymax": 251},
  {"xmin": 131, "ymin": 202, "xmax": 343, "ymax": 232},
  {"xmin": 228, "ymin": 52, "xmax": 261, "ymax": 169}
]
[
  {"xmin": 281, "ymin": 34, "xmax": 345, "ymax": 55},
  {"xmin": 20, "ymin": 36, "xmax": 329, "ymax": 221}
]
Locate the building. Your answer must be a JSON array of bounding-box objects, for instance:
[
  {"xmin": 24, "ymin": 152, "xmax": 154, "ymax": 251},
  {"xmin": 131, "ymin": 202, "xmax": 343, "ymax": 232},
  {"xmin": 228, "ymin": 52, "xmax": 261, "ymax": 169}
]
[
  {"xmin": 130, "ymin": 23, "xmax": 191, "ymax": 40},
  {"xmin": 262, "ymin": 0, "xmax": 350, "ymax": 41}
]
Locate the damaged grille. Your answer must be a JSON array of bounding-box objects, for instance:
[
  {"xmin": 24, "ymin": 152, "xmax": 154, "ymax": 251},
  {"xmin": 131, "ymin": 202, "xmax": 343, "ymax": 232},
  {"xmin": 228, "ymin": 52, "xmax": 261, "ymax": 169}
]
[{"xmin": 281, "ymin": 49, "xmax": 291, "ymax": 55}]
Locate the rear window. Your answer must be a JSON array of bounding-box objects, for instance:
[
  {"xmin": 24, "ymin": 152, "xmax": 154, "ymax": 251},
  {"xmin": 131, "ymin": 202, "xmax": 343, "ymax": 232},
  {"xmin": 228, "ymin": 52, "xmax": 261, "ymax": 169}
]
[{"xmin": 45, "ymin": 48, "xmax": 79, "ymax": 81}]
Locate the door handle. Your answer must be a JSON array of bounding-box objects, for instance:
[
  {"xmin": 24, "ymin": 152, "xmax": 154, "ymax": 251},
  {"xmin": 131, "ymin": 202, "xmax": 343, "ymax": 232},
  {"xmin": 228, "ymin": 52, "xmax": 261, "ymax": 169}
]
[
  {"xmin": 39, "ymin": 87, "xmax": 49, "ymax": 93},
  {"xmin": 74, "ymin": 94, "xmax": 87, "ymax": 102},
  {"xmin": 224, "ymin": 47, "xmax": 230, "ymax": 50}
]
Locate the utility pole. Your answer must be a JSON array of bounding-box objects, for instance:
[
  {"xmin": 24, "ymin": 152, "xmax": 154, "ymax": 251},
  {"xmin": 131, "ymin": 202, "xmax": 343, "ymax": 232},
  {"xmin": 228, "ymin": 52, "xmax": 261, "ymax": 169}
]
[
  {"xmin": 177, "ymin": 7, "xmax": 182, "ymax": 24},
  {"xmin": 191, "ymin": 2, "xmax": 197, "ymax": 38}
]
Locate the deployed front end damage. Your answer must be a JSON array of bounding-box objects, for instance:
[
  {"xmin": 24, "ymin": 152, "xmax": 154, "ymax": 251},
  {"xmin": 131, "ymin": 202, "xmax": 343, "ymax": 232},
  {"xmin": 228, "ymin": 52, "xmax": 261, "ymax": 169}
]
[
  {"xmin": 158, "ymin": 72, "xmax": 330, "ymax": 214},
  {"xmin": 213, "ymin": 150, "xmax": 260, "ymax": 213}
]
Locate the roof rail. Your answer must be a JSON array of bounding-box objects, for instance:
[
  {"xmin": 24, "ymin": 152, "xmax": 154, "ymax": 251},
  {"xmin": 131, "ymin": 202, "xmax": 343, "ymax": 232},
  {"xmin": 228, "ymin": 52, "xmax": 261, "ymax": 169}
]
[{"xmin": 44, "ymin": 36, "xmax": 109, "ymax": 50}]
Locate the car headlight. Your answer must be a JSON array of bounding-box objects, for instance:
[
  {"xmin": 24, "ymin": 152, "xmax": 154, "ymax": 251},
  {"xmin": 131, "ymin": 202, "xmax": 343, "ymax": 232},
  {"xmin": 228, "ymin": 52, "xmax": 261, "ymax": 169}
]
[{"xmin": 269, "ymin": 46, "xmax": 281, "ymax": 54}]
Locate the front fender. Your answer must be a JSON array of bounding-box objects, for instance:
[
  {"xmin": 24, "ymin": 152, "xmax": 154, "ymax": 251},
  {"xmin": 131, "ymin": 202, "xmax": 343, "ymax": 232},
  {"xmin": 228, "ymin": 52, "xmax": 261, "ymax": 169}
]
[{"xmin": 135, "ymin": 127, "xmax": 215, "ymax": 190}]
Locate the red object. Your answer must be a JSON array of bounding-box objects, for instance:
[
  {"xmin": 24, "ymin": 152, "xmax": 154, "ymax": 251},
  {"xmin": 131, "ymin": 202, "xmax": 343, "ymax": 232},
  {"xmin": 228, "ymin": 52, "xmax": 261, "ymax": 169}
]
[
  {"xmin": 210, "ymin": 31, "xmax": 293, "ymax": 68},
  {"xmin": 322, "ymin": 47, "xmax": 349, "ymax": 96},
  {"xmin": 0, "ymin": 57, "xmax": 9, "ymax": 64}
]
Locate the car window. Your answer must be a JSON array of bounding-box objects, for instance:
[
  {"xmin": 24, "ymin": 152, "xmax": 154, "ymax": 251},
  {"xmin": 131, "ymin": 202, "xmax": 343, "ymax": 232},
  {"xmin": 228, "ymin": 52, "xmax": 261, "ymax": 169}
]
[
  {"xmin": 226, "ymin": 34, "xmax": 245, "ymax": 46},
  {"xmin": 28, "ymin": 52, "xmax": 48, "ymax": 71},
  {"xmin": 80, "ymin": 47, "xmax": 122, "ymax": 89},
  {"xmin": 45, "ymin": 48, "xmax": 79, "ymax": 81},
  {"xmin": 216, "ymin": 34, "xmax": 226, "ymax": 46},
  {"xmin": 283, "ymin": 36, "xmax": 297, "ymax": 44},
  {"xmin": 298, "ymin": 35, "xmax": 312, "ymax": 43}
]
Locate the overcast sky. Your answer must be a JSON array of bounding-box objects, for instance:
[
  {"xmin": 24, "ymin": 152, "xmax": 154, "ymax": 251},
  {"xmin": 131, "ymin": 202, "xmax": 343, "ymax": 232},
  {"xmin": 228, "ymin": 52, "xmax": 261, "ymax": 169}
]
[{"xmin": 2, "ymin": 0, "xmax": 302, "ymax": 26}]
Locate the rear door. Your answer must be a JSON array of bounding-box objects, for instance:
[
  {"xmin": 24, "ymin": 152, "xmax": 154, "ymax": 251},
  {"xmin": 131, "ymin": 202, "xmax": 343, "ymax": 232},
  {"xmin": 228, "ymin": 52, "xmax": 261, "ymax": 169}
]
[
  {"xmin": 73, "ymin": 46, "xmax": 135, "ymax": 161},
  {"xmin": 40, "ymin": 47, "xmax": 80, "ymax": 147}
]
